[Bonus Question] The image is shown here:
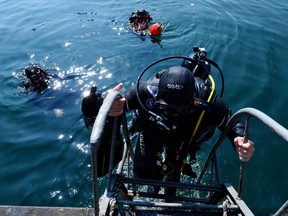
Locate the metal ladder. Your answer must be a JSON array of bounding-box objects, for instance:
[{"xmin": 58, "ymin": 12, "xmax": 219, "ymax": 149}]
[{"xmin": 90, "ymin": 91, "xmax": 288, "ymax": 216}]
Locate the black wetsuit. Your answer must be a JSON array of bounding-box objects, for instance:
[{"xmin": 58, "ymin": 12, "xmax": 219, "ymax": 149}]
[
  {"xmin": 88, "ymin": 70, "xmax": 244, "ymax": 182},
  {"xmin": 123, "ymin": 73, "xmax": 244, "ymax": 183}
]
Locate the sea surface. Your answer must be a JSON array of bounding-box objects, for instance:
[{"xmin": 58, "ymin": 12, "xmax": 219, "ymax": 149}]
[{"xmin": 0, "ymin": 0, "xmax": 287, "ymax": 214}]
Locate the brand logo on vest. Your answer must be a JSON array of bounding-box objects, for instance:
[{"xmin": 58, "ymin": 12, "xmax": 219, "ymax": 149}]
[
  {"xmin": 146, "ymin": 98, "xmax": 154, "ymax": 108},
  {"xmin": 166, "ymin": 84, "xmax": 183, "ymax": 90}
]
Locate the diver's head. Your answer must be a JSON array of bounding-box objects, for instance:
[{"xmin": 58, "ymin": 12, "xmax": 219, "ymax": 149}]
[
  {"xmin": 155, "ymin": 66, "xmax": 195, "ymax": 117},
  {"xmin": 25, "ymin": 65, "xmax": 47, "ymax": 84},
  {"xmin": 129, "ymin": 9, "xmax": 151, "ymax": 28},
  {"xmin": 25, "ymin": 65, "xmax": 41, "ymax": 79}
]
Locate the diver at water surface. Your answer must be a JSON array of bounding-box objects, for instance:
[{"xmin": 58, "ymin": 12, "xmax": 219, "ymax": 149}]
[
  {"xmin": 20, "ymin": 64, "xmax": 80, "ymax": 117},
  {"xmin": 21, "ymin": 64, "xmax": 50, "ymax": 93},
  {"xmin": 129, "ymin": 10, "xmax": 152, "ymax": 32},
  {"xmin": 128, "ymin": 9, "xmax": 163, "ymax": 38}
]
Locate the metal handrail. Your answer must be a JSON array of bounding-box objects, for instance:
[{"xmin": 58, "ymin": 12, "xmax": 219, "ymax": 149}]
[
  {"xmin": 89, "ymin": 90, "xmax": 135, "ymax": 216},
  {"xmin": 90, "ymin": 90, "xmax": 122, "ymax": 216},
  {"xmin": 197, "ymin": 107, "xmax": 288, "ymax": 188},
  {"xmin": 274, "ymin": 200, "xmax": 288, "ymax": 216}
]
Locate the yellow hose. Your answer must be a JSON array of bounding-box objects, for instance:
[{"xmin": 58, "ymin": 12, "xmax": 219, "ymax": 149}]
[{"xmin": 189, "ymin": 74, "xmax": 215, "ymax": 146}]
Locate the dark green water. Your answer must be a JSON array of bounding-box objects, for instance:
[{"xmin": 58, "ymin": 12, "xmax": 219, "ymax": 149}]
[{"xmin": 0, "ymin": 0, "xmax": 287, "ymax": 214}]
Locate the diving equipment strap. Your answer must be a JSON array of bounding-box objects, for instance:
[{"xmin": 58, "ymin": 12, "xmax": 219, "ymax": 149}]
[
  {"xmin": 179, "ymin": 74, "xmax": 215, "ymax": 174},
  {"xmin": 189, "ymin": 74, "xmax": 215, "ymax": 147}
]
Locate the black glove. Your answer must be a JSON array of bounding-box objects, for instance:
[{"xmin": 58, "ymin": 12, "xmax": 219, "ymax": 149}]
[{"xmin": 81, "ymin": 86, "xmax": 103, "ymax": 129}]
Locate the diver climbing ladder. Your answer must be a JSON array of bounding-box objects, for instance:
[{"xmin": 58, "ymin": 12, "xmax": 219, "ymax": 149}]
[{"xmin": 89, "ymin": 91, "xmax": 288, "ymax": 216}]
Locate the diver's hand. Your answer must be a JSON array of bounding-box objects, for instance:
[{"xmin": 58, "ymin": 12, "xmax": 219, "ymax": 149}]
[
  {"xmin": 138, "ymin": 22, "xmax": 147, "ymax": 30},
  {"xmin": 54, "ymin": 108, "xmax": 64, "ymax": 117},
  {"xmin": 234, "ymin": 137, "xmax": 255, "ymax": 162},
  {"xmin": 106, "ymin": 83, "xmax": 126, "ymax": 116}
]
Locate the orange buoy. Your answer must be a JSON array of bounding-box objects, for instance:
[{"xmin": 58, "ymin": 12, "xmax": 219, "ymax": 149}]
[{"xmin": 149, "ymin": 23, "xmax": 162, "ymax": 36}]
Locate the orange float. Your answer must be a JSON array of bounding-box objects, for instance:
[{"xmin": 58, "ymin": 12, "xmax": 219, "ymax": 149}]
[{"xmin": 149, "ymin": 23, "xmax": 162, "ymax": 36}]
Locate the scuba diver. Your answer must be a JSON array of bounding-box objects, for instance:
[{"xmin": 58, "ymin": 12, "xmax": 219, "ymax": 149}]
[
  {"xmin": 129, "ymin": 9, "xmax": 162, "ymax": 39},
  {"xmin": 128, "ymin": 9, "xmax": 162, "ymax": 46},
  {"xmin": 21, "ymin": 64, "xmax": 49, "ymax": 93},
  {"xmin": 81, "ymin": 48, "xmax": 255, "ymax": 196},
  {"xmin": 20, "ymin": 64, "xmax": 80, "ymax": 117}
]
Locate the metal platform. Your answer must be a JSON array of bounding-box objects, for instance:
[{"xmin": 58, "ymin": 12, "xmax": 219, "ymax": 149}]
[{"xmin": 0, "ymin": 205, "xmax": 94, "ymax": 216}]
